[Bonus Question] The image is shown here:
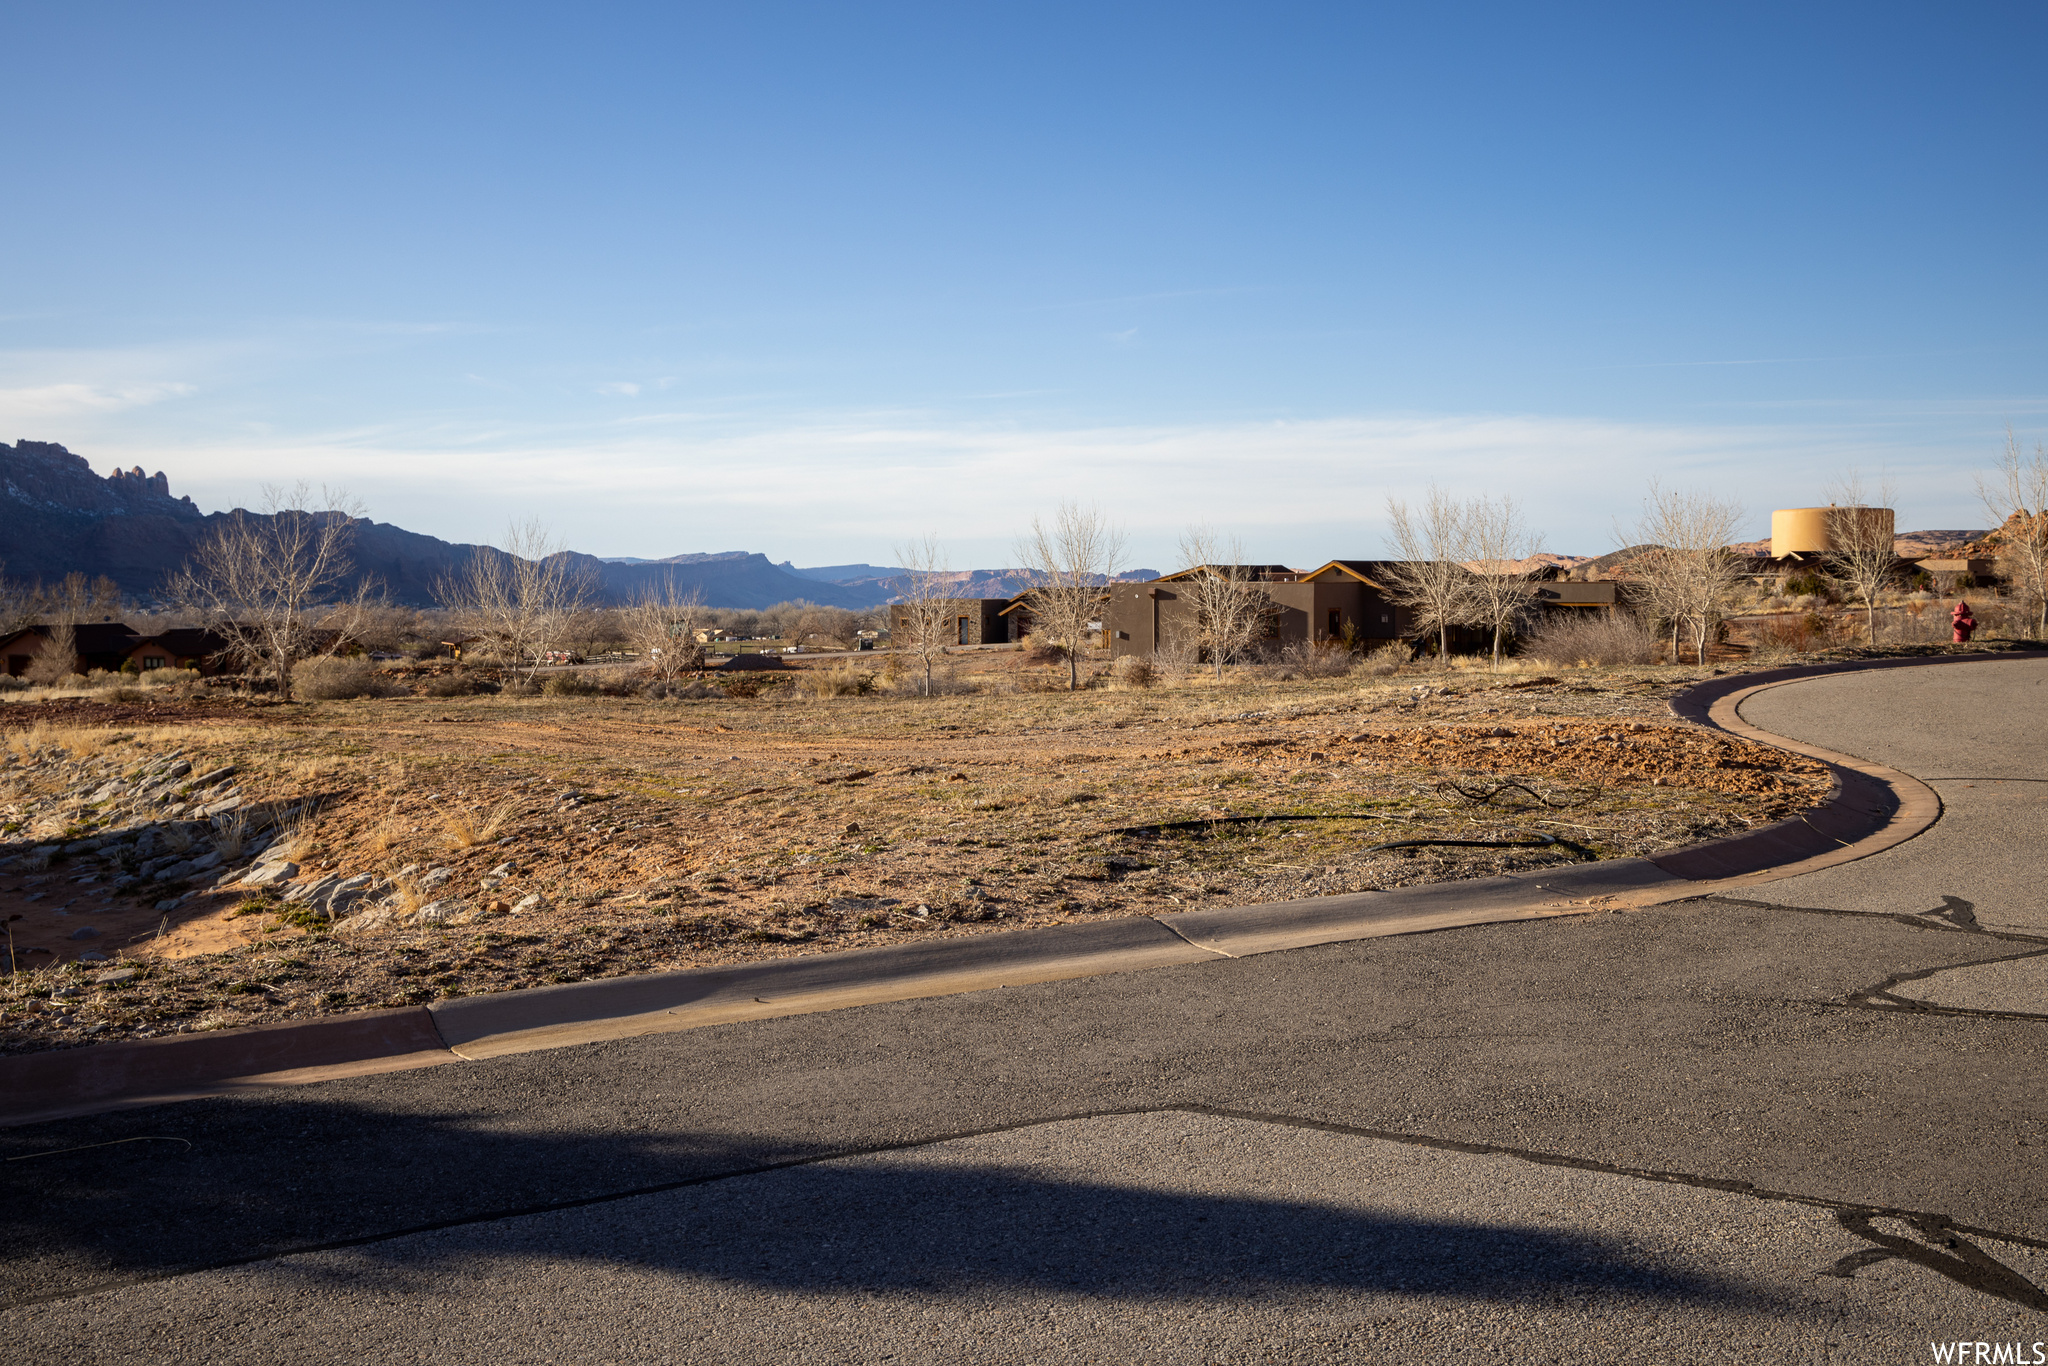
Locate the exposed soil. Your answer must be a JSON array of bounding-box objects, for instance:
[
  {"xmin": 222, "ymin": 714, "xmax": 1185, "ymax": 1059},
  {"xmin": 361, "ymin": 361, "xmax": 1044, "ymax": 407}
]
[{"xmin": 0, "ymin": 654, "xmax": 1854, "ymax": 1053}]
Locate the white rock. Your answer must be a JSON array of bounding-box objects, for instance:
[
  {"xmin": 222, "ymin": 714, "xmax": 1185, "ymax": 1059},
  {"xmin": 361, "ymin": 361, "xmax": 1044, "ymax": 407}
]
[
  {"xmin": 410, "ymin": 899, "xmax": 467, "ymax": 925},
  {"xmin": 285, "ymin": 875, "xmax": 339, "ymax": 904},
  {"xmin": 417, "ymin": 867, "xmax": 455, "ymax": 890},
  {"xmin": 241, "ymin": 861, "xmax": 299, "ymax": 887},
  {"xmin": 510, "ymin": 892, "xmax": 551, "ymax": 914},
  {"xmin": 333, "ymin": 908, "xmax": 395, "ymax": 933}
]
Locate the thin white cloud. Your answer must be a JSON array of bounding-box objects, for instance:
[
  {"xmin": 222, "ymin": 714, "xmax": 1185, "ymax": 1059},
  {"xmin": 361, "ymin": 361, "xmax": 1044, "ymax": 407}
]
[
  {"xmin": 0, "ymin": 381, "xmax": 195, "ymax": 417},
  {"xmin": 84, "ymin": 407, "xmax": 2014, "ymax": 564},
  {"xmin": 596, "ymin": 381, "xmax": 641, "ymax": 397}
]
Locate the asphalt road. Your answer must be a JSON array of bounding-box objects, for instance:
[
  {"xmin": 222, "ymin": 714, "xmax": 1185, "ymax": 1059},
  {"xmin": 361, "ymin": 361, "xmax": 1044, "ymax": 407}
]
[{"xmin": 4, "ymin": 657, "xmax": 2045, "ymax": 1362}]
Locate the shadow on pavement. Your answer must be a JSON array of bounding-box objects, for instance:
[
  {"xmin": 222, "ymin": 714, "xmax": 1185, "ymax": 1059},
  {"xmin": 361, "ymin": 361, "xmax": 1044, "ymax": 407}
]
[{"xmin": 2, "ymin": 1096, "xmax": 1774, "ymax": 1313}]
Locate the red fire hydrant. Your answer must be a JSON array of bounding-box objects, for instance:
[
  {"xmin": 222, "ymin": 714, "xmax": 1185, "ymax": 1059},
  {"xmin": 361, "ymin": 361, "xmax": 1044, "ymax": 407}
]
[{"xmin": 1952, "ymin": 601, "xmax": 1977, "ymax": 644}]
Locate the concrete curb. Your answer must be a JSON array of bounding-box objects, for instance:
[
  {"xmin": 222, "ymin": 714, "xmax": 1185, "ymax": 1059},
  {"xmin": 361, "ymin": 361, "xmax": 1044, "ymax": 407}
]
[
  {"xmin": 9, "ymin": 650, "xmax": 2033, "ymax": 1124},
  {"xmin": 0, "ymin": 1007, "xmax": 448, "ymax": 1127}
]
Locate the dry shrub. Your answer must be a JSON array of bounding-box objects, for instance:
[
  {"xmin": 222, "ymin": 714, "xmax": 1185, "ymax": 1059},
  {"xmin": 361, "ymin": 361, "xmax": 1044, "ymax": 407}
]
[
  {"xmin": 882, "ymin": 671, "xmax": 975, "ymax": 697},
  {"xmin": 796, "ymin": 665, "xmax": 876, "ymax": 699},
  {"xmin": 295, "ymin": 656, "xmax": 394, "ymax": 700},
  {"xmin": 1753, "ymin": 612, "xmax": 1842, "ymax": 656},
  {"xmin": 1110, "ymin": 655, "xmax": 1155, "ymax": 690},
  {"xmin": 1264, "ymin": 640, "xmax": 1353, "ymax": 680},
  {"xmin": 422, "ymin": 671, "xmax": 480, "ymax": 698},
  {"xmin": 542, "ymin": 673, "xmax": 600, "ymax": 698},
  {"xmin": 137, "ymin": 667, "xmax": 202, "ymax": 691},
  {"xmin": 1527, "ymin": 613, "xmax": 1657, "ymax": 667},
  {"xmin": 1350, "ymin": 642, "xmax": 1409, "ymax": 678},
  {"xmin": 1149, "ymin": 633, "xmax": 1201, "ymax": 683},
  {"xmin": 1022, "ymin": 638, "xmax": 1070, "ymax": 666},
  {"xmin": 22, "ymin": 644, "xmax": 73, "ymax": 686}
]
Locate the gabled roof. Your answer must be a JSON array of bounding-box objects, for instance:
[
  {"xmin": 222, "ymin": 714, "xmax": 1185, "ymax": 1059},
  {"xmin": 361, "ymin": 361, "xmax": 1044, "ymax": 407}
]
[
  {"xmin": 129, "ymin": 628, "xmax": 230, "ymax": 657},
  {"xmin": 1152, "ymin": 564, "xmax": 1298, "ymax": 583},
  {"xmin": 1297, "ymin": 559, "xmax": 1401, "ymax": 588}
]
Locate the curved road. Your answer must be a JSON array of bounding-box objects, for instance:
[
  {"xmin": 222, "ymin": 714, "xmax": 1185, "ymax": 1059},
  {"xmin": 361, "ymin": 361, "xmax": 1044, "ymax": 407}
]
[{"xmin": 4, "ymin": 658, "xmax": 2046, "ymax": 1362}]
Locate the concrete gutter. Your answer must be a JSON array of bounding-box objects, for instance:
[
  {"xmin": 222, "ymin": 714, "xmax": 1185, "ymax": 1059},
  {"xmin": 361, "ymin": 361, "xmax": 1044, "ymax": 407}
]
[{"xmin": 7, "ymin": 651, "xmax": 2031, "ymax": 1125}]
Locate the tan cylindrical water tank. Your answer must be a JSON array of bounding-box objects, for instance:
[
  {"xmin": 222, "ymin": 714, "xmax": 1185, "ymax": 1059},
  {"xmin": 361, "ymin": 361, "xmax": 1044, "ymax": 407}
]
[{"xmin": 1770, "ymin": 506, "xmax": 1894, "ymax": 558}]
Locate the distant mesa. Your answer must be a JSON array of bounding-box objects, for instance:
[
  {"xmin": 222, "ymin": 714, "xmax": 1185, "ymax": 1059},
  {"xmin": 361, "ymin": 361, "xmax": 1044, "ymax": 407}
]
[{"xmin": 0, "ymin": 438, "xmax": 1143, "ymax": 611}]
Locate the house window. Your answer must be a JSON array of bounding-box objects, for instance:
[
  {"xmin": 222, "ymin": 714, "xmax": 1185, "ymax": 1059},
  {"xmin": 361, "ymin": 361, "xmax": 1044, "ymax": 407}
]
[
  {"xmin": 957, "ymin": 616, "xmax": 969, "ymax": 645},
  {"xmin": 143, "ymin": 656, "xmax": 167, "ymax": 671}
]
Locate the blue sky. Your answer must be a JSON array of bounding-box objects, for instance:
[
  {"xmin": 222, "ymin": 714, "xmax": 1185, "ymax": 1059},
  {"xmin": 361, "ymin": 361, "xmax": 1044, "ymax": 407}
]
[{"xmin": 4, "ymin": 2, "xmax": 2043, "ymax": 568}]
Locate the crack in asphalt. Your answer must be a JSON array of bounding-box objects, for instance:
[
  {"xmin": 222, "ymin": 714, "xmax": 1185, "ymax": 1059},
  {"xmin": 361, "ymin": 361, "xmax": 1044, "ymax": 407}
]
[
  {"xmin": 1699, "ymin": 897, "xmax": 2048, "ymax": 1023},
  {"xmin": 11, "ymin": 1101, "xmax": 2047, "ymax": 1316}
]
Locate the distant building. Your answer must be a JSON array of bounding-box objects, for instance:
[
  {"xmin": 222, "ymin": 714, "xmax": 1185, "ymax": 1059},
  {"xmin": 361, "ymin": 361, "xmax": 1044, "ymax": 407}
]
[
  {"xmin": 1106, "ymin": 561, "xmax": 1416, "ymax": 660},
  {"xmin": 1105, "ymin": 559, "xmax": 1620, "ymax": 661},
  {"xmin": 890, "ymin": 598, "xmax": 1012, "ymax": 646},
  {"xmin": 120, "ymin": 628, "xmax": 233, "ymax": 675},
  {"xmin": 0, "ymin": 623, "xmax": 142, "ymax": 677}
]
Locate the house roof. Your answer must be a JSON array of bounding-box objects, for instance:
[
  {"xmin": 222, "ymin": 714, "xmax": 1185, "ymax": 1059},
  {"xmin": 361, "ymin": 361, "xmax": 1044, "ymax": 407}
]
[
  {"xmin": 1152, "ymin": 564, "xmax": 1298, "ymax": 583},
  {"xmin": 129, "ymin": 628, "xmax": 229, "ymax": 658},
  {"xmin": 1297, "ymin": 559, "xmax": 1402, "ymax": 587},
  {"xmin": 0, "ymin": 623, "xmax": 143, "ymax": 654}
]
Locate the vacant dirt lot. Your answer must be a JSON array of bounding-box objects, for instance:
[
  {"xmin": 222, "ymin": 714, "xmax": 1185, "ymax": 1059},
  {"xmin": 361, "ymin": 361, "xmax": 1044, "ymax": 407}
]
[{"xmin": 0, "ymin": 656, "xmax": 1836, "ymax": 1052}]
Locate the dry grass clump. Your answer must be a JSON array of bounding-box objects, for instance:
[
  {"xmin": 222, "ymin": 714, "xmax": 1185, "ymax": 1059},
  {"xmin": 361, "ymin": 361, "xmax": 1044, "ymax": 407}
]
[
  {"xmin": 1350, "ymin": 642, "xmax": 1409, "ymax": 678},
  {"xmin": 1526, "ymin": 613, "xmax": 1658, "ymax": 667},
  {"xmin": 210, "ymin": 811, "xmax": 252, "ymax": 861},
  {"xmin": 442, "ymin": 798, "xmax": 519, "ymax": 848},
  {"xmin": 796, "ymin": 665, "xmax": 878, "ymax": 699}
]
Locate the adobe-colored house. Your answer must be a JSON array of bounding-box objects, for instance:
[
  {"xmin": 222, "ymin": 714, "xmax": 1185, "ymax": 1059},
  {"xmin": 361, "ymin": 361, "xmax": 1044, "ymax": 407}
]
[
  {"xmin": 0, "ymin": 623, "xmax": 142, "ymax": 677},
  {"xmin": 1105, "ymin": 561, "xmax": 1418, "ymax": 660},
  {"xmin": 890, "ymin": 598, "xmax": 1012, "ymax": 647},
  {"xmin": 1105, "ymin": 559, "xmax": 1613, "ymax": 660},
  {"xmin": 1528, "ymin": 580, "xmax": 1619, "ymax": 612},
  {"xmin": 120, "ymin": 628, "xmax": 234, "ymax": 676}
]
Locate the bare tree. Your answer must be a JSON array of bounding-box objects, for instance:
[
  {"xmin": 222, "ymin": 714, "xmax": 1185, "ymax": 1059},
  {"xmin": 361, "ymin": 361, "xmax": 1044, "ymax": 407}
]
[
  {"xmin": 890, "ymin": 536, "xmax": 954, "ymax": 696},
  {"xmin": 1380, "ymin": 486, "xmax": 1475, "ymax": 664},
  {"xmin": 1624, "ymin": 483, "xmax": 1748, "ymax": 665},
  {"xmin": 1015, "ymin": 503, "xmax": 1126, "ymax": 691},
  {"xmin": 1978, "ymin": 428, "xmax": 2048, "ymax": 640},
  {"xmin": 170, "ymin": 482, "xmax": 367, "ymax": 701},
  {"xmin": 52, "ymin": 572, "xmax": 122, "ymax": 624},
  {"xmin": 0, "ymin": 564, "xmax": 46, "ymax": 636},
  {"xmin": 436, "ymin": 519, "xmax": 596, "ymax": 679},
  {"xmin": 620, "ymin": 577, "xmax": 707, "ymax": 687},
  {"xmin": 1460, "ymin": 495, "xmax": 1545, "ymax": 668},
  {"xmin": 1821, "ymin": 471, "xmax": 1901, "ymax": 646},
  {"xmin": 1174, "ymin": 527, "xmax": 1274, "ymax": 680},
  {"xmin": 23, "ymin": 621, "xmax": 76, "ymax": 685}
]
